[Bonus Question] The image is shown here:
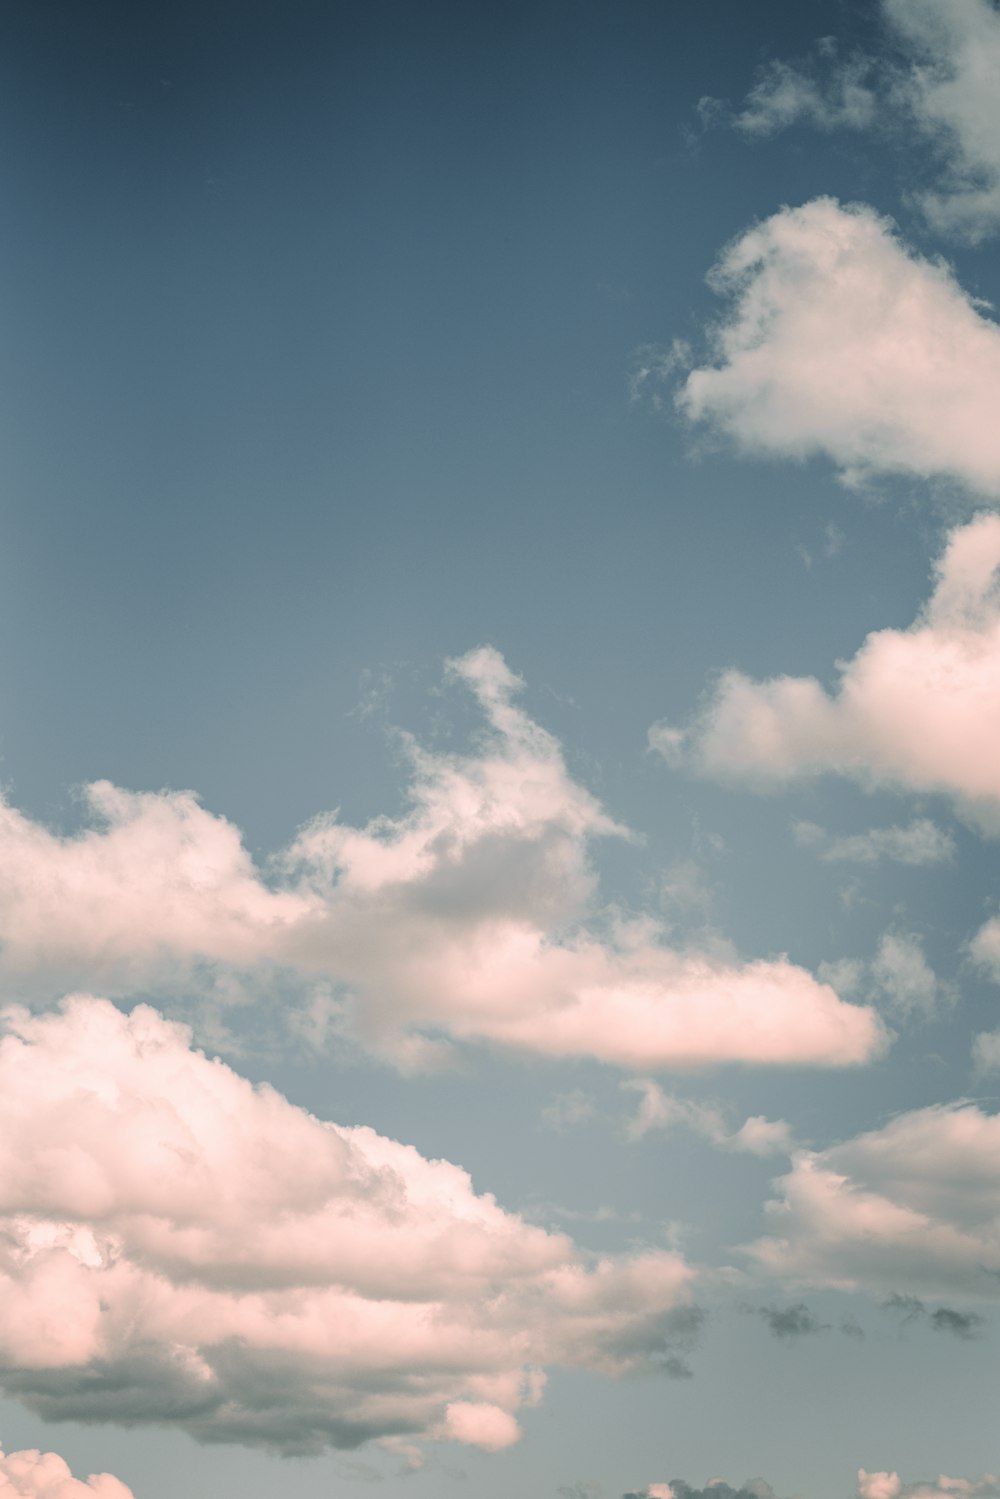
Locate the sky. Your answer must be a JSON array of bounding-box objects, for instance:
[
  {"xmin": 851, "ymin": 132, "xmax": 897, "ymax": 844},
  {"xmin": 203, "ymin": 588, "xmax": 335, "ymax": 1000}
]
[{"xmin": 0, "ymin": 0, "xmax": 999, "ymax": 1495}]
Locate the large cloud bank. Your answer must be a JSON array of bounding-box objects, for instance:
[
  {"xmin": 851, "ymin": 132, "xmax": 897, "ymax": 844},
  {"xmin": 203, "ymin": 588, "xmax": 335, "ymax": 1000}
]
[
  {"xmin": 676, "ymin": 198, "xmax": 1000, "ymax": 494},
  {"xmin": 653, "ymin": 516, "xmax": 1000, "ymax": 832},
  {"xmin": 0, "ymin": 649, "xmax": 881, "ymax": 1071},
  {"xmin": 746, "ymin": 1102, "xmax": 1000, "ymax": 1300},
  {"xmin": 0, "ymin": 995, "xmax": 699, "ymax": 1455},
  {"xmin": 0, "ymin": 1448, "xmax": 132, "ymax": 1498}
]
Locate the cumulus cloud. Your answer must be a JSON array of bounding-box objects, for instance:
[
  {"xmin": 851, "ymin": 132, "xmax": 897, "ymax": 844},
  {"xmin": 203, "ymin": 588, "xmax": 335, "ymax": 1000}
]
[
  {"xmin": 792, "ymin": 818, "xmax": 955, "ymax": 866},
  {"xmin": 675, "ymin": 198, "xmax": 1000, "ymax": 494},
  {"xmin": 654, "ymin": 517, "xmax": 1000, "ymax": 833},
  {"xmin": 0, "ymin": 1448, "xmax": 133, "ymax": 1497},
  {"xmin": 0, "ymin": 996, "xmax": 701, "ymax": 1456},
  {"xmin": 623, "ymin": 1080, "xmax": 793, "ymax": 1156},
  {"xmin": 0, "ymin": 649, "xmax": 882, "ymax": 1073},
  {"xmin": 746, "ymin": 1101, "xmax": 1000, "ymax": 1300}
]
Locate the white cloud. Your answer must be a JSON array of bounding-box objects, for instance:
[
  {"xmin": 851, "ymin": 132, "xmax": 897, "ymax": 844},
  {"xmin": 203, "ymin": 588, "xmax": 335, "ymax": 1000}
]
[
  {"xmin": 971, "ymin": 1029, "xmax": 1000, "ymax": 1072},
  {"xmin": 623, "ymin": 1080, "xmax": 793, "ymax": 1157},
  {"xmin": 885, "ymin": 0, "xmax": 1000, "ymax": 241},
  {"xmin": 654, "ymin": 517, "xmax": 1000, "ymax": 833},
  {"xmin": 0, "ymin": 649, "xmax": 883, "ymax": 1073},
  {"xmin": 970, "ymin": 908, "xmax": 1000, "ymax": 985},
  {"xmin": 871, "ymin": 930, "xmax": 946, "ymax": 1021},
  {"xmin": 858, "ymin": 1473, "xmax": 1000, "ymax": 1499},
  {"xmin": 746, "ymin": 1102, "xmax": 1000, "ymax": 1299},
  {"xmin": 731, "ymin": 1, "xmax": 1000, "ymax": 242},
  {"xmin": 0, "ymin": 1448, "xmax": 133, "ymax": 1497},
  {"xmin": 736, "ymin": 45, "xmax": 877, "ymax": 137},
  {"xmin": 792, "ymin": 818, "xmax": 955, "ymax": 866},
  {"xmin": 676, "ymin": 198, "xmax": 1000, "ymax": 494},
  {"xmin": 0, "ymin": 995, "xmax": 698, "ymax": 1456}
]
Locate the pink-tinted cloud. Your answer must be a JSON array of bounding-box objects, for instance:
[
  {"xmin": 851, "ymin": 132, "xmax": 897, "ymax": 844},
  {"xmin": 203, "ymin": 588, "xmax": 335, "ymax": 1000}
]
[
  {"xmin": 676, "ymin": 199, "xmax": 1000, "ymax": 492},
  {"xmin": 746, "ymin": 1102, "xmax": 1000, "ymax": 1300},
  {"xmin": 0, "ymin": 996, "xmax": 697, "ymax": 1455},
  {"xmin": 654, "ymin": 517, "xmax": 1000, "ymax": 833},
  {"xmin": 0, "ymin": 650, "xmax": 882, "ymax": 1072},
  {"xmin": 858, "ymin": 1473, "xmax": 1000, "ymax": 1499},
  {"xmin": 0, "ymin": 1447, "xmax": 133, "ymax": 1498}
]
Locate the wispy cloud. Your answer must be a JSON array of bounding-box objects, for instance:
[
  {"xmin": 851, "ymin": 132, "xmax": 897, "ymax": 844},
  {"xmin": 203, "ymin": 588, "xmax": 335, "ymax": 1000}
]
[{"xmin": 793, "ymin": 818, "xmax": 955, "ymax": 867}]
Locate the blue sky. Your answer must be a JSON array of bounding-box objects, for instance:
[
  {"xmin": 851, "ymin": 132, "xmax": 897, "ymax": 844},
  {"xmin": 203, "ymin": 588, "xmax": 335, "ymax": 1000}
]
[{"xmin": 1, "ymin": 3, "xmax": 1000, "ymax": 1497}]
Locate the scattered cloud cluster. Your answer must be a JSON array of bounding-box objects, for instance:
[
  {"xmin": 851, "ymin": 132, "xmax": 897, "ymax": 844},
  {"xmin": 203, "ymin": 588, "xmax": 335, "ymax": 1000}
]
[
  {"xmin": 623, "ymin": 1482, "xmax": 780, "ymax": 1499},
  {"xmin": 653, "ymin": 517, "xmax": 1000, "ymax": 833},
  {"xmin": 0, "ymin": 1448, "xmax": 133, "ymax": 1498},
  {"xmin": 0, "ymin": 649, "xmax": 882, "ymax": 1073},
  {"xmin": 675, "ymin": 199, "xmax": 1000, "ymax": 494},
  {"xmin": 623, "ymin": 1477, "xmax": 1000, "ymax": 1499},
  {"xmin": 858, "ymin": 1474, "xmax": 1000, "ymax": 1499},
  {"xmin": 887, "ymin": 0, "xmax": 1000, "ymax": 238},
  {"xmin": 883, "ymin": 1293, "xmax": 986, "ymax": 1340},
  {"xmin": 747, "ymin": 1101, "xmax": 1000, "ymax": 1300},
  {"xmin": 0, "ymin": 995, "xmax": 700, "ymax": 1456},
  {"xmin": 731, "ymin": 0, "xmax": 1000, "ymax": 242}
]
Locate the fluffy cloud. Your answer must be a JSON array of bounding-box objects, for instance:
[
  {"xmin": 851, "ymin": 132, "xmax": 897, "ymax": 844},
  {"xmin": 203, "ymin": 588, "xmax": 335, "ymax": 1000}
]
[
  {"xmin": 675, "ymin": 199, "xmax": 1000, "ymax": 494},
  {"xmin": 792, "ymin": 818, "xmax": 955, "ymax": 866},
  {"xmin": 746, "ymin": 1101, "xmax": 1000, "ymax": 1300},
  {"xmin": 0, "ymin": 1448, "xmax": 132, "ymax": 1498},
  {"xmin": 0, "ymin": 995, "xmax": 700, "ymax": 1455},
  {"xmin": 0, "ymin": 650, "xmax": 882, "ymax": 1072},
  {"xmin": 654, "ymin": 517, "xmax": 1000, "ymax": 833}
]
